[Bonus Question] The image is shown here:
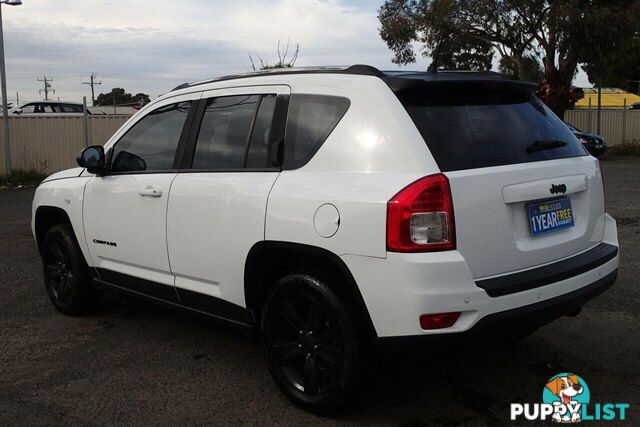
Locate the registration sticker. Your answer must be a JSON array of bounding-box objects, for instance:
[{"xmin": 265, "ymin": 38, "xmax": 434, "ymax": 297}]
[{"xmin": 527, "ymin": 198, "xmax": 575, "ymax": 236}]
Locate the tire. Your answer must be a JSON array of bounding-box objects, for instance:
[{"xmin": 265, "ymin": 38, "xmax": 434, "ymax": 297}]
[
  {"xmin": 41, "ymin": 224, "xmax": 101, "ymax": 315},
  {"xmin": 261, "ymin": 274, "xmax": 368, "ymax": 414}
]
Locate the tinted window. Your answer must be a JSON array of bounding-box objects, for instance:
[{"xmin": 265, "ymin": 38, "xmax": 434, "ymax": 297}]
[
  {"xmin": 284, "ymin": 94, "xmax": 350, "ymax": 169},
  {"xmin": 111, "ymin": 101, "xmax": 190, "ymax": 172},
  {"xmin": 19, "ymin": 104, "xmax": 36, "ymax": 113},
  {"xmin": 60, "ymin": 104, "xmax": 83, "ymax": 113},
  {"xmin": 397, "ymin": 84, "xmax": 586, "ymax": 172},
  {"xmin": 246, "ymin": 95, "xmax": 277, "ymax": 168},
  {"xmin": 192, "ymin": 95, "xmax": 260, "ymax": 169}
]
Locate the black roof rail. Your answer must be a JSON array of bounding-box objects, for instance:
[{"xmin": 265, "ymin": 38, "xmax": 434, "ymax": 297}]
[
  {"xmin": 172, "ymin": 82, "xmax": 190, "ymax": 91},
  {"xmin": 169, "ymin": 64, "xmax": 533, "ymax": 94},
  {"xmin": 170, "ymin": 64, "xmax": 385, "ymax": 92},
  {"xmin": 342, "ymin": 64, "xmax": 385, "ymax": 77}
]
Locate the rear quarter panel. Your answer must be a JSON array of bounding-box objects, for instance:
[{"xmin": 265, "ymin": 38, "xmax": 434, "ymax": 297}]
[{"xmin": 266, "ymin": 75, "xmax": 439, "ymax": 258}]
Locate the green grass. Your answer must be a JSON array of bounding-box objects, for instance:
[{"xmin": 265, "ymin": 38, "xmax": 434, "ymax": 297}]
[
  {"xmin": 610, "ymin": 141, "xmax": 640, "ymax": 156},
  {"xmin": 0, "ymin": 169, "xmax": 48, "ymax": 189}
]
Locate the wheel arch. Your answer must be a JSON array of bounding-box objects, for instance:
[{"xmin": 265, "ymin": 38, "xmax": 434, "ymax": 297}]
[
  {"xmin": 244, "ymin": 241, "xmax": 377, "ymax": 338},
  {"xmin": 34, "ymin": 206, "xmax": 73, "ymax": 253}
]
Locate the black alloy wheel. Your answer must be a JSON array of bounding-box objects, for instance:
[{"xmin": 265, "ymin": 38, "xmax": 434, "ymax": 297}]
[
  {"xmin": 43, "ymin": 237, "xmax": 75, "ymax": 303},
  {"xmin": 42, "ymin": 224, "xmax": 100, "ymax": 314},
  {"xmin": 262, "ymin": 274, "xmax": 366, "ymax": 414}
]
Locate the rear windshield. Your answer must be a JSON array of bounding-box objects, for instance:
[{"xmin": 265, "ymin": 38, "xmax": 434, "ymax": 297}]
[{"xmin": 397, "ymin": 84, "xmax": 587, "ymax": 171}]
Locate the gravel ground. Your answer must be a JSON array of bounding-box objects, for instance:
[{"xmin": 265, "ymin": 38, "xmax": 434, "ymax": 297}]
[{"xmin": 1, "ymin": 157, "xmax": 638, "ymax": 426}]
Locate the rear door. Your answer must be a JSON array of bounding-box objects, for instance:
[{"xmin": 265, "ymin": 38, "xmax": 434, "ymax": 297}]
[
  {"xmin": 398, "ymin": 82, "xmax": 605, "ymax": 279},
  {"xmin": 167, "ymin": 85, "xmax": 289, "ymax": 312}
]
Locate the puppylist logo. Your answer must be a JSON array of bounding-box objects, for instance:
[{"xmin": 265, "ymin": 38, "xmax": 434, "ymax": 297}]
[{"xmin": 511, "ymin": 373, "xmax": 630, "ymax": 423}]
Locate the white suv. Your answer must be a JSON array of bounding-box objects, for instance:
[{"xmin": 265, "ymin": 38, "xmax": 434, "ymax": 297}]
[{"xmin": 32, "ymin": 65, "xmax": 619, "ymax": 413}]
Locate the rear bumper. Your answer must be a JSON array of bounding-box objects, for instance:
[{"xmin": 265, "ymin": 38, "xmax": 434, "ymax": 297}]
[
  {"xmin": 343, "ymin": 214, "xmax": 619, "ymax": 338},
  {"xmin": 475, "ymin": 242, "xmax": 617, "ymax": 297},
  {"xmin": 583, "ymin": 142, "xmax": 607, "ymax": 157},
  {"xmin": 375, "ymin": 269, "xmax": 617, "ymax": 346}
]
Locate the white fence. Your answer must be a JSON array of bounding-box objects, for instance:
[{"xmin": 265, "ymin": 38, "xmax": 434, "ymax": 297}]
[
  {"xmin": 0, "ymin": 115, "xmax": 131, "ymax": 176},
  {"xmin": 565, "ymin": 109, "xmax": 640, "ymax": 145},
  {"xmin": 0, "ymin": 109, "xmax": 638, "ymax": 176}
]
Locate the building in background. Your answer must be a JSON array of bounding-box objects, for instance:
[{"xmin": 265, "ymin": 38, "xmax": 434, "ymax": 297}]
[{"xmin": 575, "ymin": 88, "xmax": 640, "ymax": 109}]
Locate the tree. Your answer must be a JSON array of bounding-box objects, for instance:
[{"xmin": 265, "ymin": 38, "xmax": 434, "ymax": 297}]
[
  {"xmin": 432, "ymin": 33, "xmax": 495, "ymax": 71},
  {"xmin": 582, "ymin": 32, "xmax": 640, "ymax": 92},
  {"xmin": 249, "ymin": 40, "xmax": 300, "ymax": 70},
  {"xmin": 379, "ymin": 0, "xmax": 494, "ymax": 70},
  {"xmin": 95, "ymin": 88, "xmax": 150, "ymax": 107},
  {"xmin": 378, "ymin": 0, "xmax": 640, "ymax": 118},
  {"xmin": 499, "ymin": 54, "xmax": 543, "ymax": 81}
]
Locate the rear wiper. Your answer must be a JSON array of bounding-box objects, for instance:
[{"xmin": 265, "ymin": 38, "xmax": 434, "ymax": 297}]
[{"xmin": 526, "ymin": 139, "xmax": 567, "ymax": 154}]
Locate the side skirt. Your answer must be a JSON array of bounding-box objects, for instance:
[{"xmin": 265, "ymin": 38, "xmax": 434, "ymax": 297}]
[{"xmin": 93, "ymin": 268, "xmax": 254, "ymax": 330}]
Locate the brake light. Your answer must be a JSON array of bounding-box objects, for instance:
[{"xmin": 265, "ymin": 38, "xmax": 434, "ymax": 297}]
[{"xmin": 387, "ymin": 173, "xmax": 455, "ymax": 252}]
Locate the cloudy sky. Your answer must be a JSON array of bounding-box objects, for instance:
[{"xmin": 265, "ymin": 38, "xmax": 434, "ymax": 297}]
[{"xmin": 3, "ymin": 0, "xmax": 591, "ymax": 105}]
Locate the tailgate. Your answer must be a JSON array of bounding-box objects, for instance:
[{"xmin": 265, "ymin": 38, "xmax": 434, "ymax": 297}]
[
  {"xmin": 446, "ymin": 156, "xmax": 605, "ymax": 278},
  {"xmin": 394, "ymin": 79, "xmax": 605, "ymax": 279}
]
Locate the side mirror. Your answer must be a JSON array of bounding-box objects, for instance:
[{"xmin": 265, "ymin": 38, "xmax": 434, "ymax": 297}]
[
  {"xmin": 77, "ymin": 145, "xmax": 106, "ymax": 174},
  {"xmin": 14, "ymin": 108, "xmax": 23, "ymax": 115}
]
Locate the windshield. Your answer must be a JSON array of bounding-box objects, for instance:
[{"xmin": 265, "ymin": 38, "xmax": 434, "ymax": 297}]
[{"xmin": 397, "ymin": 84, "xmax": 587, "ymax": 171}]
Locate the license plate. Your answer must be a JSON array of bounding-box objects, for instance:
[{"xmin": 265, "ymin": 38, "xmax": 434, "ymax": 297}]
[{"xmin": 527, "ymin": 197, "xmax": 575, "ymax": 236}]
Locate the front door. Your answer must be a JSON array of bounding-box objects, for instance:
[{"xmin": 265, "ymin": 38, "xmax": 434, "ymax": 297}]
[{"xmin": 83, "ymin": 94, "xmax": 199, "ymax": 299}]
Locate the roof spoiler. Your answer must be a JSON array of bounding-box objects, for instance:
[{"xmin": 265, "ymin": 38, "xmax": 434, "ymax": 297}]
[{"xmin": 384, "ymin": 76, "xmax": 538, "ymax": 93}]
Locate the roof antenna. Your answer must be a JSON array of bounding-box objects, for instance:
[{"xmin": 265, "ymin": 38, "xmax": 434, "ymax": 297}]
[{"xmin": 428, "ymin": 31, "xmax": 446, "ymax": 73}]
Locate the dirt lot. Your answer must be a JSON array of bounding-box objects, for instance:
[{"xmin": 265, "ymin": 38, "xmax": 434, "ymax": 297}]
[{"xmin": 1, "ymin": 157, "xmax": 638, "ymax": 426}]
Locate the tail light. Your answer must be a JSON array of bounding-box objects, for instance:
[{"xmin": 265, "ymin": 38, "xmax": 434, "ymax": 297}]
[{"xmin": 387, "ymin": 173, "xmax": 455, "ymax": 252}]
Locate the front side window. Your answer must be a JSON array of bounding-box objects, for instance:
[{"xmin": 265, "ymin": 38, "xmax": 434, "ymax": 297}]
[
  {"xmin": 111, "ymin": 101, "xmax": 191, "ymax": 172},
  {"xmin": 192, "ymin": 95, "xmax": 274, "ymax": 169},
  {"xmin": 284, "ymin": 94, "xmax": 350, "ymax": 169},
  {"xmin": 19, "ymin": 104, "xmax": 36, "ymax": 113}
]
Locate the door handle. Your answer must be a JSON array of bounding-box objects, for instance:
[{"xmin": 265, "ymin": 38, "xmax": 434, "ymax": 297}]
[{"xmin": 139, "ymin": 186, "xmax": 162, "ymax": 198}]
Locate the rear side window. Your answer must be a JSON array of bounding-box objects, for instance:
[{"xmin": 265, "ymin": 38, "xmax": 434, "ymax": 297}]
[
  {"xmin": 60, "ymin": 104, "xmax": 83, "ymax": 113},
  {"xmin": 284, "ymin": 94, "xmax": 350, "ymax": 169},
  {"xmin": 397, "ymin": 84, "xmax": 587, "ymax": 172},
  {"xmin": 246, "ymin": 95, "xmax": 277, "ymax": 168},
  {"xmin": 192, "ymin": 95, "xmax": 275, "ymax": 169},
  {"xmin": 111, "ymin": 101, "xmax": 190, "ymax": 172}
]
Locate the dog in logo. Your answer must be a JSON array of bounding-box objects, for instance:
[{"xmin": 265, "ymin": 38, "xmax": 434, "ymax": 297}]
[{"xmin": 545, "ymin": 374, "xmax": 584, "ymax": 423}]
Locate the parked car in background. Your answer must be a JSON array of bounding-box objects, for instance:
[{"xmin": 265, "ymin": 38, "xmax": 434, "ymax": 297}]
[
  {"xmin": 631, "ymin": 102, "xmax": 640, "ymax": 110},
  {"xmin": 565, "ymin": 122, "xmax": 607, "ymax": 158},
  {"xmin": 10, "ymin": 101, "xmax": 89, "ymax": 115},
  {"xmin": 88, "ymin": 105, "xmax": 136, "ymax": 115}
]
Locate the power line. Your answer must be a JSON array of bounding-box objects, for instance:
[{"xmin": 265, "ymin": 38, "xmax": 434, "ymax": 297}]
[
  {"xmin": 82, "ymin": 73, "xmax": 102, "ymax": 106},
  {"xmin": 36, "ymin": 76, "xmax": 55, "ymax": 101},
  {"xmin": 6, "ymin": 71, "xmax": 92, "ymax": 76}
]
